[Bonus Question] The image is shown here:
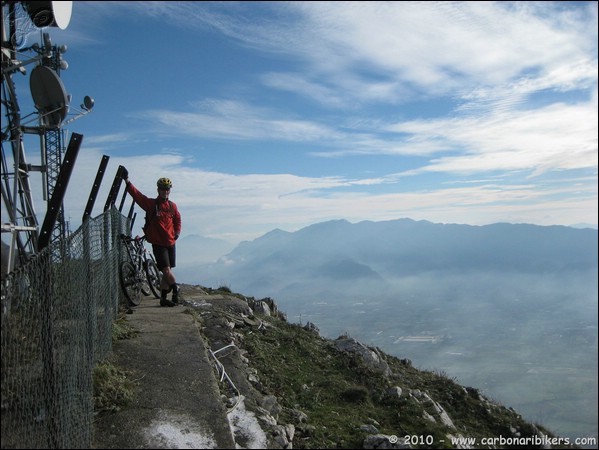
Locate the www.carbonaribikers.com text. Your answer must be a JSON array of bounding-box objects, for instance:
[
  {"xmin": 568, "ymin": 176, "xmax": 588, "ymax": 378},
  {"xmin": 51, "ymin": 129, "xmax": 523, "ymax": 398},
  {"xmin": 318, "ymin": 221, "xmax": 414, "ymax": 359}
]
[
  {"xmin": 389, "ymin": 434, "xmax": 597, "ymax": 448},
  {"xmin": 449, "ymin": 435, "xmax": 597, "ymax": 447}
]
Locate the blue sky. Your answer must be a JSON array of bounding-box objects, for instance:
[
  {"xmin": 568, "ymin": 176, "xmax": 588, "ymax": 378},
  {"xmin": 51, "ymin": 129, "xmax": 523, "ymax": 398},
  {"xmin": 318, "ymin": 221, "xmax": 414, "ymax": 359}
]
[{"xmin": 9, "ymin": 1, "xmax": 599, "ymax": 244}]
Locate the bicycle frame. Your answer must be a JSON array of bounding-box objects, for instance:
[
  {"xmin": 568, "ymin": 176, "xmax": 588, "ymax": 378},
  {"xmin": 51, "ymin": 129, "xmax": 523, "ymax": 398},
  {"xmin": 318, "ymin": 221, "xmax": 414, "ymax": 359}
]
[
  {"xmin": 135, "ymin": 236, "xmax": 162, "ymax": 299},
  {"xmin": 119, "ymin": 234, "xmax": 161, "ymax": 306}
]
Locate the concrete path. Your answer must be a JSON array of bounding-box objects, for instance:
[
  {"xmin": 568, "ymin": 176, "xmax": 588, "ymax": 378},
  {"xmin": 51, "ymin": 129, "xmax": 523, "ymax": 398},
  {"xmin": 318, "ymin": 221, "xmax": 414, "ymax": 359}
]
[{"xmin": 92, "ymin": 292, "xmax": 236, "ymax": 449}]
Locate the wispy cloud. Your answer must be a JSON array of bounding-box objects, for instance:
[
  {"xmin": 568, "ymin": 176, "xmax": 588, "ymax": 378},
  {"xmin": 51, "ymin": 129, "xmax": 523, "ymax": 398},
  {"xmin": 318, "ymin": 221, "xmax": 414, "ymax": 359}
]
[
  {"xmin": 134, "ymin": 95, "xmax": 597, "ymax": 179},
  {"xmin": 137, "ymin": 99, "xmax": 341, "ymax": 142},
  {"xmin": 390, "ymin": 101, "xmax": 598, "ymax": 176},
  {"xmin": 186, "ymin": 1, "xmax": 597, "ymax": 99}
]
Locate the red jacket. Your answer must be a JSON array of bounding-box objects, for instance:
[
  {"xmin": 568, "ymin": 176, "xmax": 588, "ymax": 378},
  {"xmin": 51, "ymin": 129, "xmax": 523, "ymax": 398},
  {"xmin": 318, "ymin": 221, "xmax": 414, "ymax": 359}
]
[{"xmin": 126, "ymin": 182, "xmax": 181, "ymax": 247}]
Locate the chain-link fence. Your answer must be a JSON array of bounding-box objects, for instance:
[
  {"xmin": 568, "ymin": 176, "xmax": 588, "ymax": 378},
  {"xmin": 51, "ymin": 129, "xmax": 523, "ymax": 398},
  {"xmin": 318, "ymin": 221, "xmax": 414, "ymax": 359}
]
[{"xmin": 1, "ymin": 208, "xmax": 129, "ymax": 448}]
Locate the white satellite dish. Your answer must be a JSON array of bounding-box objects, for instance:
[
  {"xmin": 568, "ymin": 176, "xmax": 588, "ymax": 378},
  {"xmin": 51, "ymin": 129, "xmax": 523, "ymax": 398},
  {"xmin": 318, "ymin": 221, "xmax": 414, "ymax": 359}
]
[
  {"xmin": 23, "ymin": 1, "xmax": 73, "ymax": 30},
  {"xmin": 29, "ymin": 65, "xmax": 69, "ymax": 127}
]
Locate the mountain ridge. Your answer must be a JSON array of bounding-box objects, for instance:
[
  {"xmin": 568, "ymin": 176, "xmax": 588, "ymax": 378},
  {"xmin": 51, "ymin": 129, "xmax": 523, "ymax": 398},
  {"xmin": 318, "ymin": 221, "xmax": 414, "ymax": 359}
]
[{"xmin": 195, "ymin": 218, "xmax": 597, "ymax": 295}]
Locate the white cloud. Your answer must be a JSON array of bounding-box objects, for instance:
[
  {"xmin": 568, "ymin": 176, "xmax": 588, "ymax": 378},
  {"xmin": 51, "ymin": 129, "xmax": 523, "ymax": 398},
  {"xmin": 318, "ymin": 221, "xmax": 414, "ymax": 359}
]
[
  {"xmin": 132, "ymin": 94, "xmax": 597, "ymax": 180},
  {"xmin": 387, "ymin": 100, "xmax": 598, "ymax": 175},
  {"xmin": 211, "ymin": 2, "xmax": 597, "ymax": 99},
  {"xmin": 138, "ymin": 99, "xmax": 341, "ymax": 142}
]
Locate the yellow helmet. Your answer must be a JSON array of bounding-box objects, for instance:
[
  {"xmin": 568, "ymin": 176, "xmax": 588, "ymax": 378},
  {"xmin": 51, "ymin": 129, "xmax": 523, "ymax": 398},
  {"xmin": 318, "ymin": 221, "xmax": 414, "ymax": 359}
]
[{"xmin": 157, "ymin": 177, "xmax": 172, "ymax": 190}]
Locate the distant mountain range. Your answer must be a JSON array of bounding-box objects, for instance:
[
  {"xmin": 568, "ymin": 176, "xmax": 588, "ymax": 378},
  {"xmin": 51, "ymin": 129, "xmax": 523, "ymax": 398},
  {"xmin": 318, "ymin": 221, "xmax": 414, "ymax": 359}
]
[{"xmin": 190, "ymin": 218, "xmax": 598, "ymax": 296}]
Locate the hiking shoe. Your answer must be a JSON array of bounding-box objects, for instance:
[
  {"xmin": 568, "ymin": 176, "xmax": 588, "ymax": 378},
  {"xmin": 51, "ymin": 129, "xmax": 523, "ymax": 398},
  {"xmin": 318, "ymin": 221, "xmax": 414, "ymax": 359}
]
[
  {"xmin": 160, "ymin": 290, "xmax": 175, "ymax": 307},
  {"xmin": 160, "ymin": 298, "xmax": 176, "ymax": 307},
  {"xmin": 171, "ymin": 284, "xmax": 180, "ymax": 304}
]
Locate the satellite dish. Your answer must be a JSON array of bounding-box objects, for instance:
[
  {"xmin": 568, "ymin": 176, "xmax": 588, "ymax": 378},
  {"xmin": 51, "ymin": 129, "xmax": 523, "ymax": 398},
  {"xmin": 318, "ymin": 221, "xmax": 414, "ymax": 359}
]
[
  {"xmin": 22, "ymin": 1, "xmax": 73, "ymax": 30},
  {"xmin": 83, "ymin": 95, "xmax": 94, "ymax": 111},
  {"xmin": 29, "ymin": 65, "xmax": 69, "ymax": 127}
]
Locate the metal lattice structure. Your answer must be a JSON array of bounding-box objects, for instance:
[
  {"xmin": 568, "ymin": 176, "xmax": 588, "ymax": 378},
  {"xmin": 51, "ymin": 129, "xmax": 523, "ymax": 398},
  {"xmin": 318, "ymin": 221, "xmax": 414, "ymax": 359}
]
[
  {"xmin": 42, "ymin": 114, "xmax": 67, "ymax": 252},
  {"xmin": 2, "ymin": 1, "xmax": 92, "ymax": 274}
]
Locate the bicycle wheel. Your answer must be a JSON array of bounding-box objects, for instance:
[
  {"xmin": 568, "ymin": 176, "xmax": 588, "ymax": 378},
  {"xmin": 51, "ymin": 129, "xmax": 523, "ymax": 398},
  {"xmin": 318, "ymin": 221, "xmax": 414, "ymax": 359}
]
[
  {"xmin": 144, "ymin": 259, "xmax": 162, "ymax": 299},
  {"xmin": 133, "ymin": 255, "xmax": 152, "ymax": 297},
  {"xmin": 120, "ymin": 260, "xmax": 142, "ymax": 306},
  {"xmin": 139, "ymin": 268, "xmax": 152, "ymax": 297}
]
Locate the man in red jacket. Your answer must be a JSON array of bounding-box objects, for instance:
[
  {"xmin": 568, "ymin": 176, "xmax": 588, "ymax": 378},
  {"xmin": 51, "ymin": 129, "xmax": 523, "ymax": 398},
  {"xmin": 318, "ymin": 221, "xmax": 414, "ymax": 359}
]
[{"xmin": 125, "ymin": 176, "xmax": 182, "ymax": 307}]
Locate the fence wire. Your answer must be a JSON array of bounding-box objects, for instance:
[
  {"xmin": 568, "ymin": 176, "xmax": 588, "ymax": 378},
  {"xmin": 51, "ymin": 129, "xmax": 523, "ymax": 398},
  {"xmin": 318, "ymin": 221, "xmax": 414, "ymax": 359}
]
[{"xmin": 1, "ymin": 208, "xmax": 130, "ymax": 448}]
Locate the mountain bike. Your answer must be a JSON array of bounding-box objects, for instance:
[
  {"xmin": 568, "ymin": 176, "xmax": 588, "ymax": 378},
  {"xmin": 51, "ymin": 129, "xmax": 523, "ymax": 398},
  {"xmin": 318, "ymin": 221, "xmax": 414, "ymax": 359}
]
[{"xmin": 119, "ymin": 234, "xmax": 162, "ymax": 306}]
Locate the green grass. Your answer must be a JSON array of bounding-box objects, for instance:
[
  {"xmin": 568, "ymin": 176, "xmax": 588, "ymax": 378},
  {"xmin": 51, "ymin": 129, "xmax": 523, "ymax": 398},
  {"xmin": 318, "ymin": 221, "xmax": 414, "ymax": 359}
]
[
  {"xmin": 92, "ymin": 361, "xmax": 136, "ymax": 414},
  {"xmin": 92, "ymin": 313, "xmax": 139, "ymax": 414},
  {"xmin": 111, "ymin": 313, "xmax": 140, "ymax": 341},
  {"xmin": 239, "ymin": 314, "xmax": 573, "ymax": 449}
]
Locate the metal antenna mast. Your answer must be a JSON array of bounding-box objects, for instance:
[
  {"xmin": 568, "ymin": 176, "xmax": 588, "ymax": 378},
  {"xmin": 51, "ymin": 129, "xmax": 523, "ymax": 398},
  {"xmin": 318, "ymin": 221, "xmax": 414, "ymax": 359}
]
[
  {"xmin": 36, "ymin": 39, "xmax": 69, "ymax": 253},
  {"xmin": 1, "ymin": 1, "xmax": 93, "ymax": 273}
]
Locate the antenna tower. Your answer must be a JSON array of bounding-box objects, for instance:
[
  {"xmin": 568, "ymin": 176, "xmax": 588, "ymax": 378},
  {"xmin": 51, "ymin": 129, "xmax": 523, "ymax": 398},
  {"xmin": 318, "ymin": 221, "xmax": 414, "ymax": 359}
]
[{"xmin": 1, "ymin": 1, "xmax": 92, "ymax": 273}]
